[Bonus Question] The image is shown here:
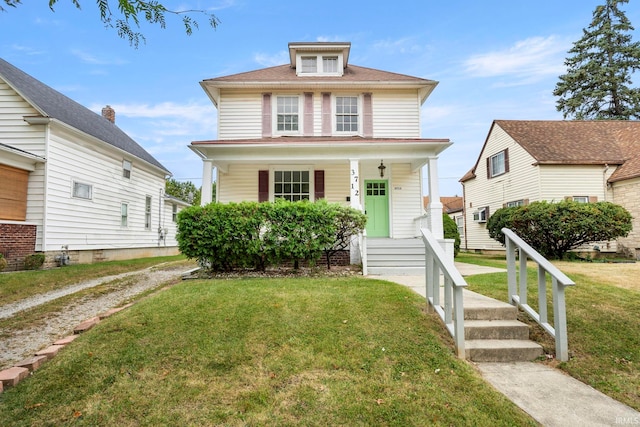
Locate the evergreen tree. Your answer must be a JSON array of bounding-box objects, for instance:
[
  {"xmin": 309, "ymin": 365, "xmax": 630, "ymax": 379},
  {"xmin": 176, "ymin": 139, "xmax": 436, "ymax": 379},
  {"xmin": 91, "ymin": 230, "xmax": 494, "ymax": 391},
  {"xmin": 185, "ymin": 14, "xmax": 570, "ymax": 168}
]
[{"xmin": 553, "ymin": 0, "xmax": 640, "ymax": 120}]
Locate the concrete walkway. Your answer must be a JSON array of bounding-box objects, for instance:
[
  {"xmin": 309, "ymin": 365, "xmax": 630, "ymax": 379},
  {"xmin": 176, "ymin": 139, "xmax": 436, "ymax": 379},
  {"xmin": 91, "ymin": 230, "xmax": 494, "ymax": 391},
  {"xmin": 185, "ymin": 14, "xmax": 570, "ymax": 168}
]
[{"xmin": 370, "ymin": 263, "xmax": 640, "ymax": 427}]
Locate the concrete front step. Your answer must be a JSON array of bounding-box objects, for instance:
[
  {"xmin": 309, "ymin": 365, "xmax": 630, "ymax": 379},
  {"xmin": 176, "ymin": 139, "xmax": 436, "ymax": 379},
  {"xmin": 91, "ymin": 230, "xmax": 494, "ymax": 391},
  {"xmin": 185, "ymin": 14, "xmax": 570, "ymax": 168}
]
[
  {"xmin": 465, "ymin": 339, "xmax": 544, "ymax": 362},
  {"xmin": 464, "ymin": 320, "xmax": 530, "ymax": 340}
]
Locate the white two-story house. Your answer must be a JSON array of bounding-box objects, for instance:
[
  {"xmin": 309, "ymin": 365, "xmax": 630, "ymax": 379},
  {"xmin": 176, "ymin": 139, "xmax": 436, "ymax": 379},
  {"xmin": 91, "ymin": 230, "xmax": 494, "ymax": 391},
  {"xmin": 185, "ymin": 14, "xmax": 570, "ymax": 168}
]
[
  {"xmin": 0, "ymin": 58, "xmax": 187, "ymax": 270},
  {"xmin": 189, "ymin": 42, "xmax": 452, "ymax": 273}
]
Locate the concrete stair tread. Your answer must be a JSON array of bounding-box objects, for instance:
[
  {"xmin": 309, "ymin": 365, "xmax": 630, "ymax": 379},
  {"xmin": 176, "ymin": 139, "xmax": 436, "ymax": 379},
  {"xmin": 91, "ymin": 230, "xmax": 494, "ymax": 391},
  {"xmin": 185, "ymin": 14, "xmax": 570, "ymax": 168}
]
[{"xmin": 465, "ymin": 339, "xmax": 544, "ymax": 362}]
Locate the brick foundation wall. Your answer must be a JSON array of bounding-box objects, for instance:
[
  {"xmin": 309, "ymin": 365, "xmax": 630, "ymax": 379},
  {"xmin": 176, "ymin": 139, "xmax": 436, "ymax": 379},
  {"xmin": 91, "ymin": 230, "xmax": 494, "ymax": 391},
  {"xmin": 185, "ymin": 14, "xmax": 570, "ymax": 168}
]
[{"xmin": 0, "ymin": 223, "xmax": 37, "ymax": 271}]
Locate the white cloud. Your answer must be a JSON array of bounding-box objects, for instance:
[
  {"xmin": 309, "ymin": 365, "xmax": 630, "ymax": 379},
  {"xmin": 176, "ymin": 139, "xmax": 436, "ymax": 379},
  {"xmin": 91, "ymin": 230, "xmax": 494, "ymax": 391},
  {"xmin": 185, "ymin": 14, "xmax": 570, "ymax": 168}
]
[
  {"xmin": 463, "ymin": 36, "xmax": 569, "ymax": 83},
  {"xmin": 372, "ymin": 37, "xmax": 423, "ymax": 54},
  {"xmin": 253, "ymin": 50, "xmax": 288, "ymax": 67},
  {"xmin": 70, "ymin": 49, "xmax": 127, "ymax": 66}
]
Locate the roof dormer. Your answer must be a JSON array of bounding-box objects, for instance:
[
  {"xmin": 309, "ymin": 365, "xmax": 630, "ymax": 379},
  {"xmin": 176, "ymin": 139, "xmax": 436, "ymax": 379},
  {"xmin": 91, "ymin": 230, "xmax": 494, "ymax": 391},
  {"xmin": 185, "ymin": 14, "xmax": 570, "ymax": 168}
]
[{"xmin": 288, "ymin": 42, "xmax": 351, "ymax": 77}]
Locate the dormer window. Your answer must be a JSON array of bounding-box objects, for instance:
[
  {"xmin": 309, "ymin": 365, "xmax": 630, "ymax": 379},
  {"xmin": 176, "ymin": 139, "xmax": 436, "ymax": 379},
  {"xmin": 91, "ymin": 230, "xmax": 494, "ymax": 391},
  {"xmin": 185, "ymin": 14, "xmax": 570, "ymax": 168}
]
[
  {"xmin": 323, "ymin": 56, "xmax": 338, "ymax": 73},
  {"xmin": 301, "ymin": 56, "xmax": 317, "ymax": 73}
]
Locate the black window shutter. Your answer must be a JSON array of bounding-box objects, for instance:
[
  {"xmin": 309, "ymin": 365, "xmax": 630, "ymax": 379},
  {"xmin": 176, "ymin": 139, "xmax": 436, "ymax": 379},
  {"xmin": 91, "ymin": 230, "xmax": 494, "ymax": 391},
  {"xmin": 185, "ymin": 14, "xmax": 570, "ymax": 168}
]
[
  {"xmin": 314, "ymin": 170, "xmax": 325, "ymax": 200},
  {"xmin": 258, "ymin": 170, "xmax": 269, "ymax": 202}
]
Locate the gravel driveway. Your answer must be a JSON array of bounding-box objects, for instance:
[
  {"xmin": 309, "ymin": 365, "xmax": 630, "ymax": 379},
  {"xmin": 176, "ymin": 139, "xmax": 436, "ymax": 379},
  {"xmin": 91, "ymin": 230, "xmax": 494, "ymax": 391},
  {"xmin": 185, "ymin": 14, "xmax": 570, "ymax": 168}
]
[{"xmin": 0, "ymin": 263, "xmax": 192, "ymax": 370}]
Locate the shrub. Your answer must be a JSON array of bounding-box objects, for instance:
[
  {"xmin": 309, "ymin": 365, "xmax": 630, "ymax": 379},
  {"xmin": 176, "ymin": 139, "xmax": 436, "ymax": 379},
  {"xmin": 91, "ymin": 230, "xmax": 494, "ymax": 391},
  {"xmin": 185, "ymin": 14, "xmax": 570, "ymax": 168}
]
[
  {"xmin": 442, "ymin": 213, "xmax": 461, "ymax": 257},
  {"xmin": 24, "ymin": 253, "xmax": 45, "ymax": 270},
  {"xmin": 322, "ymin": 202, "xmax": 367, "ymax": 269},
  {"xmin": 177, "ymin": 200, "xmax": 366, "ymax": 272},
  {"xmin": 487, "ymin": 200, "xmax": 633, "ymax": 259},
  {"xmin": 0, "ymin": 253, "xmax": 7, "ymax": 272}
]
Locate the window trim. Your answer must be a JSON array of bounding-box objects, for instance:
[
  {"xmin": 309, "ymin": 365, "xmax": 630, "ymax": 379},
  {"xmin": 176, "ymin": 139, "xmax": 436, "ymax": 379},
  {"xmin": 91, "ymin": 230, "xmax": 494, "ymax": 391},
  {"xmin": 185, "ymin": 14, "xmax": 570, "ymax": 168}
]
[
  {"xmin": 122, "ymin": 159, "xmax": 132, "ymax": 179},
  {"xmin": 144, "ymin": 195, "xmax": 152, "ymax": 230},
  {"xmin": 120, "ymin": 202, "xmax": 129, "ymax": 227},
  {"xmin": 295, "ymin": 53, "xmax": 344, "ymax": 76},
  {"xmin": 334, "ymin": 94, "xmax": 361, "ymax": 135},
  {"xmin": 72, "ymin": 180, "xmax": 93, "ymax": 200},
  {"xmin": 273, "ymin": 95, "xmax": 302, "ymax": 135},
  {"xmin": 269, "ymin": 165, "xmax": 315, "ymax": 202}
]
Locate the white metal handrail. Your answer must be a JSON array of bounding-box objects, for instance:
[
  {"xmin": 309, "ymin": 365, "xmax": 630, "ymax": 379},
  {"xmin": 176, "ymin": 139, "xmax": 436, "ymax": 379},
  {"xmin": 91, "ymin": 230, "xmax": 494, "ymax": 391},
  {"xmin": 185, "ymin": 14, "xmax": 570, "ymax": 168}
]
[
  {"xmin": 359, "ymin": 230, "xmax": 368, "ymax": 276},
  {"xmin": 421, "ymin": 227, "xmax": 467, "ymax": 358},
  {"xmin": 502, "ymin": 227, "xmax": 575, "ymax": 361}
]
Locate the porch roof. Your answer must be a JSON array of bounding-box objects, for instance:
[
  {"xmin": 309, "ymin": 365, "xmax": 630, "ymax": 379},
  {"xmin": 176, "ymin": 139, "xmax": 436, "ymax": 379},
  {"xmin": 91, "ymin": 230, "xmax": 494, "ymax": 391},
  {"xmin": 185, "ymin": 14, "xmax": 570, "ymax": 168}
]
[{"xmin": 189, "ymin": 137, "xmax": 451, "ymax": 172}]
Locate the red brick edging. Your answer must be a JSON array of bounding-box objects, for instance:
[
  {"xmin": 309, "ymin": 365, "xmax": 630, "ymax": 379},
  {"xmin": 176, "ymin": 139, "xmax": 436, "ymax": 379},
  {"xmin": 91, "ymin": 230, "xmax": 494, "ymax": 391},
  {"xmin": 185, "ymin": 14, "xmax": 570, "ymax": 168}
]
[{"xmin": 0, "ymin": 303, "xmax": 134, "ymax": 392}]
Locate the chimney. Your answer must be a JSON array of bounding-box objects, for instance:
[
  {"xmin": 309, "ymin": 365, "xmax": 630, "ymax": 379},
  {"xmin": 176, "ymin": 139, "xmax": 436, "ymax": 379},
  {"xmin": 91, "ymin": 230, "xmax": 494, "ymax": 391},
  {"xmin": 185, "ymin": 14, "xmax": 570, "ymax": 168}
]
[{"xmin": 101, "ymin": 105, "xmax": 115, "ymax": 123}]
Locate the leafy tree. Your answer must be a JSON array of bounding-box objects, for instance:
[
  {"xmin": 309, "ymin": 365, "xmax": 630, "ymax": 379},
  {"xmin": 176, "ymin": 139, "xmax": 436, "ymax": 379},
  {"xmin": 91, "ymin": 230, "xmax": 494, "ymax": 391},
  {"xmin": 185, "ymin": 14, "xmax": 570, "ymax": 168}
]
[
  {"xmin": 1, "ymin": 1, "xmax": 220, "ymax": 48},
  {"xmin": 553, "ymin": 0, "xmax": 640, "ymax": 119},
  {"xmin": 321, "ymin": 202, "xmax": 367, "ymax": 269},
  {"xmin": 487, "ymin": 200, "xmax": 632, "ymax": 259},
  {"xmin": 442, "ymin": 213, "xmax": 461, "ymax": 257},
  {"xmin": 165, "ymin": 178, "xmax": 200, "ymax": 205}
]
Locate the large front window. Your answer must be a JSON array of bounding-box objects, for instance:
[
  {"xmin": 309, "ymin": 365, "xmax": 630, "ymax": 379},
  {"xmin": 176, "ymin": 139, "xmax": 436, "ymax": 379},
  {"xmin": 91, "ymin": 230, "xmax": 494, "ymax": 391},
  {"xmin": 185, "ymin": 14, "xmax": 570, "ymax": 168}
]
[
  {"xmin": 277, "ymin": 96, "xmax": 299, "ymax": 132},
  {"xmin": 336, "ymin": 96, "xmax": 358, "ymax": 132},
  {"xmin": 274, "ymin": 170, "xmax": 310, "ymax": 201}
]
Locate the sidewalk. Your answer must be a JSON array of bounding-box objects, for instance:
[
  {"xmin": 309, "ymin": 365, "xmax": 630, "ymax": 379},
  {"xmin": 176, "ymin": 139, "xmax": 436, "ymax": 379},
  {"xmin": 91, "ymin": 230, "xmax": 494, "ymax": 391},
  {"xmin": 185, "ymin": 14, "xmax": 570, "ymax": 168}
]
[{"xmin": 371, "ymin": 263, "xmax": 640, "ymax": 427}]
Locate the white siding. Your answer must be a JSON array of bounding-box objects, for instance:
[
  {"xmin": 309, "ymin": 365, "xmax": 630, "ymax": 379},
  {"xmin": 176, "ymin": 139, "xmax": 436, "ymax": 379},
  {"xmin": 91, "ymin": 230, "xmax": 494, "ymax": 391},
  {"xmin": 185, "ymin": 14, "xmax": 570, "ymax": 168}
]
[
  {"xmin": 43, "ymin": 126, "xmax": 167, "ymax": 252},
  {"xmin": 539, "ymin": 165, "xmax": 611, "ymax": 201},
  {"xmin": 160, "ymin": 200, "xmax": 184, "ymax": 247},
  {"xmin": 463, "ymin": 125, "xmax": 540, "ymax": 251},
  {"xmin": 215, "ymin": 89, "xmax": 422, "ymax": 139},
  {"xmin": 389, "ymin": 163, "xmax": 422, "ymax": 238},
  {"xmin": 0, "ymin": 79, "xmax": 47, "ymax": 247},
  {"xmin": 371, "ymin": 91, "xmax": 421, "ymax": 138},
  {"xmin": 217, "ymin": 91, "xmax": 262, "ymax": 139},
  {"xmin": 218, "ymin": 164, "xmax": 266, "ymax": 202},
  {"xmin": 323, "ymin": 163, "xmax": 349, "ymax": 204}
]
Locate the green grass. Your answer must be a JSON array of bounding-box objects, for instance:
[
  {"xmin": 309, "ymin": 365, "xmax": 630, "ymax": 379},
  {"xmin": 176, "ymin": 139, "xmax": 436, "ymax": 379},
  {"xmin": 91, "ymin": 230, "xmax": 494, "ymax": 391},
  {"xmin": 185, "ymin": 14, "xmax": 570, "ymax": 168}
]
[
  {"xmin": 0, "ymin": 255, "xmax": 187, "ymax": 306},
  {"xmin": 0, "ymin": 277, "xmax": 536, "ymax": 426},
  {"xmin": 461, "ymin": 256, "xmax": 640, "ymax": 411}
]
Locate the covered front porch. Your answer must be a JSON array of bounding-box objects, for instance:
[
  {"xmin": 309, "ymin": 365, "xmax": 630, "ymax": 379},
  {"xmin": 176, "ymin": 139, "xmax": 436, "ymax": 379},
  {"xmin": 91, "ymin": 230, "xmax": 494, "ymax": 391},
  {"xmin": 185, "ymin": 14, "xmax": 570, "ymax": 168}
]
[{"xmin": 190, "ymin": 137, "xmax": 452, "ymax": 257}]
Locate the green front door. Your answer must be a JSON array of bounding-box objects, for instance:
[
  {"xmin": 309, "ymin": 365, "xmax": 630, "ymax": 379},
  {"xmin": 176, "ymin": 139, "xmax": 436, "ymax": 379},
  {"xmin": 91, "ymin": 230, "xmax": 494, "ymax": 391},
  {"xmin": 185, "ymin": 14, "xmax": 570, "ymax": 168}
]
[{"xmin": 364, "ymin": 180, "xmax": 389, "ymax": 237}]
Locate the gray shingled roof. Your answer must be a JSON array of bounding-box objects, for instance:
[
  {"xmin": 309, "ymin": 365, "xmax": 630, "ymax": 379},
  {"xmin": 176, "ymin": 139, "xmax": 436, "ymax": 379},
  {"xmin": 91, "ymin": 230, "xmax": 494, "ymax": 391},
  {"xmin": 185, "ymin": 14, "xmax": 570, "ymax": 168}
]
[{"xmin": 0, "ymin": 58, "xmax": 169, "ymax": 174}]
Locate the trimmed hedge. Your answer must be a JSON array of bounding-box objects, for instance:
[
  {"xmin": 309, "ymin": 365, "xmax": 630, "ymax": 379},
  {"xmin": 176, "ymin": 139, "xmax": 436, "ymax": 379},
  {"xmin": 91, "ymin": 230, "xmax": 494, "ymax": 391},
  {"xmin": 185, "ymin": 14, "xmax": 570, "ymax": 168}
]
[{"xmin": 177, "ymin": 200, "xmax": 367, "ymax": 272}]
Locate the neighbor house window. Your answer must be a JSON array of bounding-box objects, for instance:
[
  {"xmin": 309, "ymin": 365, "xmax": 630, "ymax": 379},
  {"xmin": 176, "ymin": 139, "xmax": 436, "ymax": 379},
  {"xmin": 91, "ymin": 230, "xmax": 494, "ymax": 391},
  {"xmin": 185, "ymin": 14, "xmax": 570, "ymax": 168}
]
[
  {"xmin": 274, "ymin": 170, "xmax": 310, "ymax": 201},
  {"xmin": 455, "ymin": 215, "xmax": 464, "ymax": 239},
  {"xmin": 300, "ymin": 56, "xmax": 317, "ymax": 73},
  {"xmin": 123, "ymin": 159, "xmax": 132, "ymax": 179},
  {"xmin": 489, "ymin": 150, "xmax": 507, "ymax": 178},
  {"xmin": 323, "ymin": 56, "xmax": 338, "ymax": 73},
  {"xmin": 121, "ymin": 203, "xmax": 128, "ymax": 227},
  {"xmin": 473, "ymin": 206, "xmax": 489, "ymax": 223},
  {"xmin": 506, "ymin": 199, "xmax": 525, "ymax": 208},
  {"xmin": 172, "ymin": 204, "xmax": 178, "ymax": 222},
  {"xmin": 72, "ymin": 181, "xmax": 92, "ymax": 200},
  {"xmin": 145, "ymin": 196, "xmax": 152, "ymax": 229},
  {"xmin": 277, "ymin": 96, "xmax": 299, "ymax": 132},
  {"xmin": 336, "ymin": 96, "xmax": 358, "ymax": 132},
  {"xmin": 573, "ymin": 196, "xmax": 589, "ymax": 203}
]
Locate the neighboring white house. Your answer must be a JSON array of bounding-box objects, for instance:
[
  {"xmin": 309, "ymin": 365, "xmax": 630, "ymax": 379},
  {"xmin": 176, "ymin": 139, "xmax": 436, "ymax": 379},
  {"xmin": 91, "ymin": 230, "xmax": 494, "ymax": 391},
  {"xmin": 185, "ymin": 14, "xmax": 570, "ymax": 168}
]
[
  {"xmin": 0, "ymin": 58, "xmax": 185, "ymax": 270},
  {"xmin": 461, "ymin": 120, "xmax": 640, "ymax": 258},
  {"xmin": 189, "ymin": 41, "xmax": 452, "ymax": 273}
]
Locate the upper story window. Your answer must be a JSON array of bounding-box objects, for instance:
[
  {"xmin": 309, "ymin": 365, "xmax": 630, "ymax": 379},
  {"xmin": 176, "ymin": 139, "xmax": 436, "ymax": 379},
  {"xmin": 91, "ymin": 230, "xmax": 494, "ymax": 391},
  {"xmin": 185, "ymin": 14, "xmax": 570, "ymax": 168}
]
[
  {"xmin": 488, "ymin": 149, "xmax": 509, "ymax": 178},
  {"xmin": 336, "ymin": 96, "xmax": 358, "ymax": 132},
  {"xmin": 72, "ymin": 181, "xmax": 92, "ymax": 200},
  {"xmin": 301, "ymin": 56, "xmax": 317, "ymax": 73},
  {"xmin": 295, "ymin": 53, "xmax": 344, "ymax": 76},
  {"xmin": 122, "ymin": 159, "xmax": 132, "ymax": 179},
  {"xmin": 276, "ymin": 96, "xmax": 299, "ymax": 133},
  {"xmin": 323, "ymin": 56, "xmax": 338, "ymax": 73}
]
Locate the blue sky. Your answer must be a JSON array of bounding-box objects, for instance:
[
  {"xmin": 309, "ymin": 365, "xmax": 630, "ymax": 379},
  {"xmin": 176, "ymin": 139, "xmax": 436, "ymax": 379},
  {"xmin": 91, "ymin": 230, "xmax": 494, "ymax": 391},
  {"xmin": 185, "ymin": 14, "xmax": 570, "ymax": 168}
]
[{"xmin": 1, "ymin": 0, "xmax": 637, "ymax": 196}]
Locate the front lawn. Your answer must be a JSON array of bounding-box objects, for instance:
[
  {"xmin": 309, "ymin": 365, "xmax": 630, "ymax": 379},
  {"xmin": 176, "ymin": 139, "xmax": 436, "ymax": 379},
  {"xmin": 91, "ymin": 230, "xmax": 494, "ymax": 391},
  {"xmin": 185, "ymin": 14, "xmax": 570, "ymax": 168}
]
[{"xmin": 0, "ymin": 277, "xmax": 536, "ymax": 426}]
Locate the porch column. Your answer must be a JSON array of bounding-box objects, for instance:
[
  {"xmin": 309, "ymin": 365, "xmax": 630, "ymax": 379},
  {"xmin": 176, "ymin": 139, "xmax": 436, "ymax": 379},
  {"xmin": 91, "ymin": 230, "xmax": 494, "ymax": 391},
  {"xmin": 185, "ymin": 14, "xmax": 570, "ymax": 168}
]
[
  {"xmin": 201, "ymin": 160, "xmax": 214, "ymax": 206},
  {"xmin": 349, "ymin": 159, "xmax": 362, "ymax": 211},
  {"xmin": 426, "ymin": 156, "xmax": 444, "ymax": 239},
  {"xmin": 349, "ymin": 159, "xmax": 363, "ymax": 265}
]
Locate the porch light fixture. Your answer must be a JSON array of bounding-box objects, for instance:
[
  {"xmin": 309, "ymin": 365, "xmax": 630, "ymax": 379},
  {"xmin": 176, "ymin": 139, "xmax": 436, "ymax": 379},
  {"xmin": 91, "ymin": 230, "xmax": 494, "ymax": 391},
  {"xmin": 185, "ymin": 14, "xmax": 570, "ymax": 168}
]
[{"xmin": 378, "ymin": 160, "xmax": 386, "ymax": 178}]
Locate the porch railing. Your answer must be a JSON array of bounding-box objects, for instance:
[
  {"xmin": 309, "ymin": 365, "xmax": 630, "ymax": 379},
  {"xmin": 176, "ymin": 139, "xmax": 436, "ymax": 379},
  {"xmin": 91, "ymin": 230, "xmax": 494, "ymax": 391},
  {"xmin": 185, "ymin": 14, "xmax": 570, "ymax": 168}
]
[
  {"xmin": 503, "ymin": 227, "xmax": 575, "ymax": 361},
  {"xmin": 421, "ymin": 227, "xmax": 467, "ymax": 358}
]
